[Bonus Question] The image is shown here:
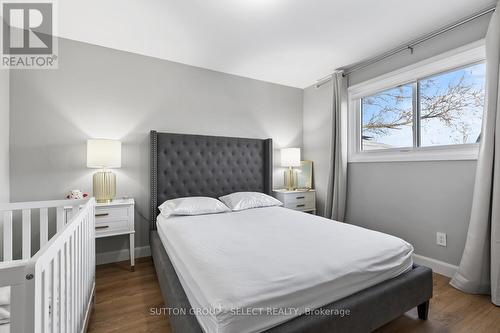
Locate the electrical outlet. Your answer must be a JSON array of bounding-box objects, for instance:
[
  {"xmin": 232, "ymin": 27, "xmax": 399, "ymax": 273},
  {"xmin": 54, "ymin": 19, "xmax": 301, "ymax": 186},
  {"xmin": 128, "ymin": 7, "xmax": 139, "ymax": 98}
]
[{"xmin": 436, "ymin": 232, "xmax": 447, "ymax": 247}]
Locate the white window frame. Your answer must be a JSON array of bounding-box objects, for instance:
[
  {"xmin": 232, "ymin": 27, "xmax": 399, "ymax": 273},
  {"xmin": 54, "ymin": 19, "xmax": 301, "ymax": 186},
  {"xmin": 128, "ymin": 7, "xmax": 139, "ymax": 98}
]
[{"xmin": 347, "ymin": 40, "xmax": 486, "ymax": 163}]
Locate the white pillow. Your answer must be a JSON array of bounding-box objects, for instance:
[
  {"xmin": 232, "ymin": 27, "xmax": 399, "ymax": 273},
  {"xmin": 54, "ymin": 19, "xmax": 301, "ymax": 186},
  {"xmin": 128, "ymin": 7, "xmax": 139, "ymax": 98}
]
[
  {"xmin": 158, "ymin": 197, "xmax": 230, "ymax": 218},
  {"xmin": 219, "ymin": 192, "xmax": 282, "ymax": 211}
]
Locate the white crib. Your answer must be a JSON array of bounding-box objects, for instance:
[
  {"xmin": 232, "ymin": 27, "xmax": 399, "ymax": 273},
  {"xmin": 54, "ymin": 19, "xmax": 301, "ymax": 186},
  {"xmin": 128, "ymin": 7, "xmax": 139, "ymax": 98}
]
[{"xmin": 0, "ymin": 198, "xmax": 96, "ymax": 333}]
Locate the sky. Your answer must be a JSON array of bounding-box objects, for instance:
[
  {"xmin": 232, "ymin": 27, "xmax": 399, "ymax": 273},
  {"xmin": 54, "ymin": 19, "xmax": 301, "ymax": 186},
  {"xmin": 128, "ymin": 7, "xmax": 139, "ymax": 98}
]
[{"xmin": 361, "ymin": 62, "xmax": 485, "ymax": 150}]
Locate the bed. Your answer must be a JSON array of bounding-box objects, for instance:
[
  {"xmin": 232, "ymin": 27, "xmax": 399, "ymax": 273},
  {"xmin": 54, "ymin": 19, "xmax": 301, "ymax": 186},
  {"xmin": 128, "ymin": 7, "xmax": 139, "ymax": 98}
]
[{"xmin": 149, "ymin": 131, "xmax": 433, "ymax": 333}]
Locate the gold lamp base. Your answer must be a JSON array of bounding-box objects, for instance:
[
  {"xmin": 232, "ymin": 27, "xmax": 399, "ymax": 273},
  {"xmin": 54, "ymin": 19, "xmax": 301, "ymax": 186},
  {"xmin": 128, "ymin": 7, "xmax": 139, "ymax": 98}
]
[
  {"xmin": 284, "ymin": 167, "xmax": 298, "ymax": 191},
  {"xmin": 93, "ymin": 170, "xmax": 116, "ymax": 203}
]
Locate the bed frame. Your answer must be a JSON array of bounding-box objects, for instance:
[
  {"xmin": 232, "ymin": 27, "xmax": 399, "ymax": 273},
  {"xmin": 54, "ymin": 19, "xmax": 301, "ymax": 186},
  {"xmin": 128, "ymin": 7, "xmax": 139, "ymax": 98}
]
[
  {"xmin": 0, "ymin": 198, "xmax": 96, "ymax": 333},
  {"xmin": 149, "ymin": 130, "xmax": 432, "ymax": 333}
]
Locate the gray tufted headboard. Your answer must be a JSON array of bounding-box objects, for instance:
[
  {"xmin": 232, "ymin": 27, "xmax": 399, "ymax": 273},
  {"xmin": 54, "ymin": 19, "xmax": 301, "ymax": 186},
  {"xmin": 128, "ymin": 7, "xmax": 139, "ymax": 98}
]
[{"xmin": 150, "ymin": 131, "xmax": 273, "ymax": 229}]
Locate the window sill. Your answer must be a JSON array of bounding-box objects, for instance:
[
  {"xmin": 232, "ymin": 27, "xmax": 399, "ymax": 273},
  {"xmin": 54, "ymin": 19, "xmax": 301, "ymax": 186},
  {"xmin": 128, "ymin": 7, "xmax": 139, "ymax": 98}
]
[{"xmin": 348, "ymin": 144, "xmax": 479, "ymax": 163}]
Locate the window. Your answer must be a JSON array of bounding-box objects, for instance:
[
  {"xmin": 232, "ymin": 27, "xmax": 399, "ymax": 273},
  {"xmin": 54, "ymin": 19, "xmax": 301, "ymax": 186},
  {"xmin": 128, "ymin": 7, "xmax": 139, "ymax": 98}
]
[
  {"xmin": 349, "ymin": 43, "xmax": 486, "ymax": 162},
  {"xmin": 360, "ymin": 63, "xmax": 485, "ymax": 151},
  {"xmin": 419, "ymin": 63, "xmax": 484, "ymax": 147},
  {"xmin": 361, "ymin": 84, "xmax": 414, "ymax": 150}
]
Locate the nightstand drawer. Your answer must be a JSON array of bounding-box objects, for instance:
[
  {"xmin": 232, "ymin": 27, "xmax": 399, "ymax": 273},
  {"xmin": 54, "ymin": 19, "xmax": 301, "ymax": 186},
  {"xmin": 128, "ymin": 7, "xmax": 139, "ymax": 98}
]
[
  {"xmin": 95, "ymin": 206, "xmax": 129, "ymax": 221},
  {"xmin": 284, "ymin": 201, "xmax": 315, "ymax": 211},
  {"xmin": 282, "ymin": 191, "xmax": 315, "ymax": 205},
  {"xmin": 95, "ymin": 219, "xmax": 130, "ymax": 233},
  {"xmin": 273, "ymin": 190, "xmax": 316, "ymax": 214}
]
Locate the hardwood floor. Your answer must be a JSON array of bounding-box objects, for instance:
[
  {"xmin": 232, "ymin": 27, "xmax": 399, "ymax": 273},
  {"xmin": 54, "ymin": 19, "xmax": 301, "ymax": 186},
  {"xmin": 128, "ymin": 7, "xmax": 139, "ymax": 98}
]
[
  {"xmin": 375, "ymin": 273, "xmax": 500, "ymax": 333},
  {"xmin": 88, "ymin": 257, "xmax": 500, "ymax": 333},
  {"xmin": 87, "ymin": 257, "xmax": 170, "ymax": 333}
]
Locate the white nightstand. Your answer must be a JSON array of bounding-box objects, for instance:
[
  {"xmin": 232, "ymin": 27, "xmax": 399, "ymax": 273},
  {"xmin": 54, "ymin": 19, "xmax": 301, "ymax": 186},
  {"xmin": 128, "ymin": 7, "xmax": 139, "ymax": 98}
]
[
  {"xmin": 273, "ymin": 189, "xmax": 316, "ymax": 214},
  {"xmin": 66, "ymin": 198, "xmax": 136, "ymax": 271},
  {"xmin": 95, "ymin": 199, "xmax": 135, "ymax": 271}
]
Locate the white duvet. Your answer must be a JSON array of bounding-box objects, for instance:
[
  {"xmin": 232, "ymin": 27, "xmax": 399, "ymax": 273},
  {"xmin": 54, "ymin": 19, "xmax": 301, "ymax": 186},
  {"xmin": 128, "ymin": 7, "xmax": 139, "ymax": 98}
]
[{"xmin": 156, "ymin": 206, "xmax": 413, "ymax": 333}]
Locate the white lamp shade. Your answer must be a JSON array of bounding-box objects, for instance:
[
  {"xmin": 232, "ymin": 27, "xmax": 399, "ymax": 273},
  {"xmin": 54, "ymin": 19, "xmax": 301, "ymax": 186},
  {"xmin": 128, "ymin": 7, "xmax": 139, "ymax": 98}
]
[
  {"xmin": 281, "ymin": 148, "xmax": 301, "ymax": 167},
  {"xmin": 87, "ymin": 139, "xmax": 122, "ymax": 168}
]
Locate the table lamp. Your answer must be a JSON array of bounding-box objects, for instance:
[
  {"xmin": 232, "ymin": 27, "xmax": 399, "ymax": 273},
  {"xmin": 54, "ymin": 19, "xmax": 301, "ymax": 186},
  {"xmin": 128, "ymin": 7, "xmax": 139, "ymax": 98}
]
[
  {"xmin": 281, "ymin": 148, "xmax": 301, "ymax": 191},
  {"xmin": 87, "ymin": 139, "xmax": 122, "ymax": 203}
]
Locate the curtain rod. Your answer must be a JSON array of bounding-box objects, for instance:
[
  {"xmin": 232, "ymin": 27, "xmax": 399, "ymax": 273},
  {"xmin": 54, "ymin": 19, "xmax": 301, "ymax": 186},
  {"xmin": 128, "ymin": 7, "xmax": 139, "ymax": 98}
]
[{"xmin": 315, "ymin": 4, "xmax": 496, "ymax": 89}]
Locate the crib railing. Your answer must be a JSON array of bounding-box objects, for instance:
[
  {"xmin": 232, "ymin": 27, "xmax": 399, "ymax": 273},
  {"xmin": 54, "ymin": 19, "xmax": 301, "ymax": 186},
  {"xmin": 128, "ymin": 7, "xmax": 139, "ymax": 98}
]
[
  {"xmin": 1, "ymin": 199, "xmax": 88, "ymax": 261},
  {"xmin": 0, "ymin": 198, "xmax": 96, "ymax": 333}
]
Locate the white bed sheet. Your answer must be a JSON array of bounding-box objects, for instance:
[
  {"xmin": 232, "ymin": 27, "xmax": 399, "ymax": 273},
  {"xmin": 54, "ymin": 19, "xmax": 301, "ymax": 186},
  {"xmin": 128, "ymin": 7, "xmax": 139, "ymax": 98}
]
[{"xmin": 156, "ymin": 206, "xmax": 413, "ymax": 333}]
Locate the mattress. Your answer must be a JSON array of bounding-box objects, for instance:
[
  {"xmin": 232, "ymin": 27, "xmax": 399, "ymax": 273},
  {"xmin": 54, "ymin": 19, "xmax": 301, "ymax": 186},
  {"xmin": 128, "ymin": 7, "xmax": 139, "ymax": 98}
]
[{"xmin": 156, "ymin": 206, "xmax": 413, "ymax": 333}]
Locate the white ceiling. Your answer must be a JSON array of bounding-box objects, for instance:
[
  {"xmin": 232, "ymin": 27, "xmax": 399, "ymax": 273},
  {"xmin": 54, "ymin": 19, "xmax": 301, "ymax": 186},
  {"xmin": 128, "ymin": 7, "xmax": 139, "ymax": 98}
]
[{"xmin": 58, "ymin": 0, "xmax": 496, "ymax": 88}]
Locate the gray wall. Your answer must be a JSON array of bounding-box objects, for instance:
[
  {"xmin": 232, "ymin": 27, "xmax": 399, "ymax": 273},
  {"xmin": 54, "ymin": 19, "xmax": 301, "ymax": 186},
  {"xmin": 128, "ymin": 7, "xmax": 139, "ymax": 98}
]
[
  {"xmin": 303, "ymin": 14, "xmax": 491, "ymax": 266},
  {"xmin": 347, "ymin": 14, "xmax": 492, "ymax": 86},
  {"xmin": 303, "ymin": 80, "xmax": 332, "ymax": 217},
  {"xmin": 0, "ymin": 69, "xmax": 8, "ymax": 203},
  {"xmin": 9, "ymin": 38, "xmax": 303, "ymax": 255},
  {"xmin": 346, "ymin": 162, "xmax": 476, "ymax": 265}
]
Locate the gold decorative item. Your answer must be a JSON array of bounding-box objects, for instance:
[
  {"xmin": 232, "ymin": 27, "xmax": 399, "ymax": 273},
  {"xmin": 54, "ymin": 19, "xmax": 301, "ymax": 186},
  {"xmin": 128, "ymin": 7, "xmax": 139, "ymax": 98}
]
[
  {"xmin": 281, "ymin": 148, "xmax": 301, "ymax": 191},
  {"xmin": 87, "ymin": 139, "xmax": 122, "ymax": 203}
]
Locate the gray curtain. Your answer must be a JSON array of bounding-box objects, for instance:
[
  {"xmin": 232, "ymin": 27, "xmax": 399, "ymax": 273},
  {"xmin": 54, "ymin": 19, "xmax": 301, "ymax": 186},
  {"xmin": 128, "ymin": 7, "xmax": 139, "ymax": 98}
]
[
  {"xmin": 324, "ymin": 72, "xmax": 348, "ymax": 221},
  {"xmin": 450, "ymin": 2, "xmax": 500, "ymax": 306}
]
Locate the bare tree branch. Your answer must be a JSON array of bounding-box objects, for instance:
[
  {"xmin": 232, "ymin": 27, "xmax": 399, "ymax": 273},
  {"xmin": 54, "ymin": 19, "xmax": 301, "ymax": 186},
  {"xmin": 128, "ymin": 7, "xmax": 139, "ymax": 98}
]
[{"xmin": 362, "ymin": 73, "xmax": 484, "ymax": 143}]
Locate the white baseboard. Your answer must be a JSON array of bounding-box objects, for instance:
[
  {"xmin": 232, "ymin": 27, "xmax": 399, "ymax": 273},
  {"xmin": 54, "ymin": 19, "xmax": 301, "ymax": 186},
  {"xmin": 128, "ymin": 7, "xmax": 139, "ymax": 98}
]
[
  {"xmin": 412, "ymin": 253, "xmax": 458, "ymax": 278},
  {"xmin": 96, "ymin": 245, "xmax": 151, "ymax": 265}
]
